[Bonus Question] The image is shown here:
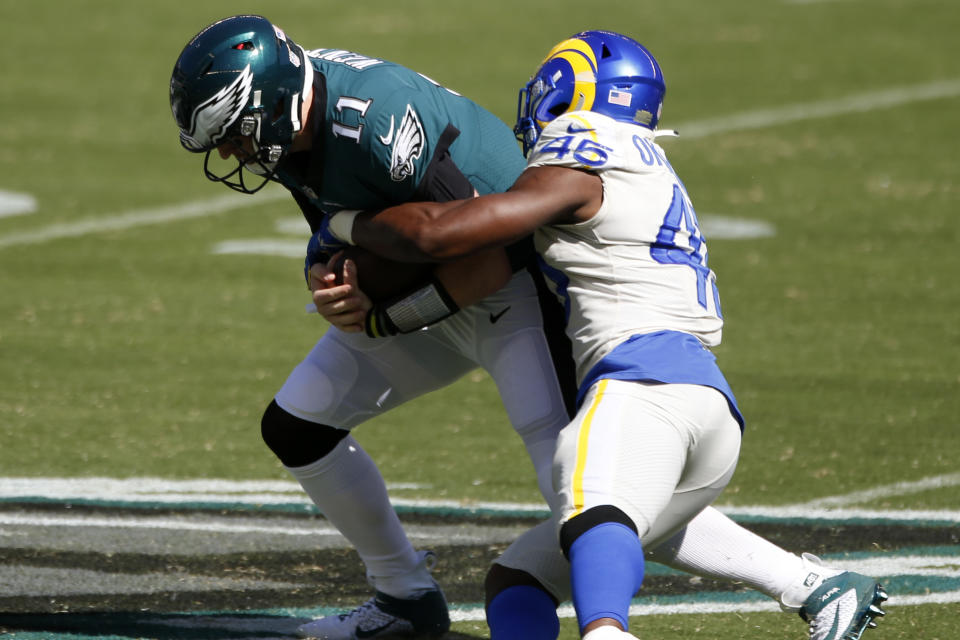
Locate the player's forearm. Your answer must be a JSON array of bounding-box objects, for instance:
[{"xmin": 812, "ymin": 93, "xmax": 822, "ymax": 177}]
[
  {"xmin": 434, "ymin": 248, "xmax": 513, "ymax": 308},
  {"xmin": 352, "ymin": 195, "xmax": 536, "ymax": 263},
  {"xmin": 351, "ymin": 202, "xmax": 456, "ymax": 262}
]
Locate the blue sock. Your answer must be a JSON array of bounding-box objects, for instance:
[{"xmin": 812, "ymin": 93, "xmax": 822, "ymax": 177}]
[
  {"xmin": 486, "ymin": 584, "xmax": 560, "ymax": 640},
  {"xmin": 568, "ymin": 522, "xmax": 645, "ymax": 631}
]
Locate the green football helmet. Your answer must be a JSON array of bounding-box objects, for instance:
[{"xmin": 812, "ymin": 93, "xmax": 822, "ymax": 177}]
[{"xmin": 170, "ymin": 15, "xmax": 312, "ymax": 193}]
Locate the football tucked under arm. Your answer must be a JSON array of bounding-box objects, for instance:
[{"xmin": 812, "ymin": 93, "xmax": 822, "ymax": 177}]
[
  {"xmin": 331, "ymin": 245, "xmax": 513, "ymax": 308},
  {"xmin": 329, "ymin": 246, "xmax": 434, "ymax": 304},
  {"xmin": 328, "ymin": 246, "xmax": 511, "ymax": 338},
  {"xmin": 326, "ymin": 246, "xmax": 457, "ymax": 338}
]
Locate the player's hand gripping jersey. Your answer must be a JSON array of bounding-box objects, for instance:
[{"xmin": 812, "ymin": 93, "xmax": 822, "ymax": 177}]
[{"xmin": 528, "ymin": 111, "xmax": 740, "ymax": 420}]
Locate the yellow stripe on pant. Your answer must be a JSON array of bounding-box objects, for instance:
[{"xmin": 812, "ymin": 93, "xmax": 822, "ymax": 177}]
[{"xmin": 571, "ymin": 378, "xmax": 608, "ymax": 518}]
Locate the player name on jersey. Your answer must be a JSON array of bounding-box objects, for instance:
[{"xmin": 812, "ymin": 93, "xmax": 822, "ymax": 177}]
[{"xmin": 306, "ymin": 49, "xmax": 383, "ymax": 70}]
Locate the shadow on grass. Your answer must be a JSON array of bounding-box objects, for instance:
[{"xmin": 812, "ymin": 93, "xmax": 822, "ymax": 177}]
[{"xmin": 0, "ymin": 611, "xmax": 486, "ymax": 639}]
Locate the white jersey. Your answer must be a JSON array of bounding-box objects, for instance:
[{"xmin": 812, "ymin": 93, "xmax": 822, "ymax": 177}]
[{"xmin": 527, "ymin": 111, "xmax": 724, "ymax": 386}]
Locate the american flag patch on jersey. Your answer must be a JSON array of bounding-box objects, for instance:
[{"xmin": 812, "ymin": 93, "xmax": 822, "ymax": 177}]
[{"xmin": 608, "ymin": 89, "xmax": 632, "ymax": 107}]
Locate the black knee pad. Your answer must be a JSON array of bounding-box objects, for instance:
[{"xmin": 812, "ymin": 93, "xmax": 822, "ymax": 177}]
[
  {"xmin": 484, "ymin": 563, "xmax": 558, "ymax": 609},
  {"xmin": 559, "ymin": 505, "xmax": 638, "ymax": 559},
  {"xmin": 260, "ymin": 399, "xmax": 349, "ymax": 467}
]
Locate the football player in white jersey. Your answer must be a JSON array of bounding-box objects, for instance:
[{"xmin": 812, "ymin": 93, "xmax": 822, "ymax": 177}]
[{"xmin": 321, "ymin": 30, "xmax": 888, "ymax": 640}]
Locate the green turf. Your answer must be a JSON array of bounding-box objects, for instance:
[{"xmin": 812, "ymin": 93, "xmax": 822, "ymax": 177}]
[
  {"xmin": 3, "ymin": 0, "xmax": 958, "ymax": 497},
  {"xmin": 4, "ymin": 0, "xmax": 956, "ymax": 502},
  {"xmin": 1, "ymin": 0, "xmax": 958, "ymax": 631}
]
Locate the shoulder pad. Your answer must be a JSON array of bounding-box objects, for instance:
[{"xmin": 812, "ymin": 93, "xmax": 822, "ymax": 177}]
[{"xmin": 528, "ymin": 112, "xmax": 620, "ymax": 171}]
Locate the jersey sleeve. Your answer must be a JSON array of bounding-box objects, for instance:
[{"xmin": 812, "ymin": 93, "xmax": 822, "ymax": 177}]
[{"xmin": 526, "ymin": 112, "xmax": 627, "ymax": 172}]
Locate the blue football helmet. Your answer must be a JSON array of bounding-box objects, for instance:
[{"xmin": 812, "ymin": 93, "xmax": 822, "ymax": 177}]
[
  {"xmin": 170, "ymin": 15, "xmax": 312, "ymax": 193},
  {"xmin": 515, "ymin": 30, "xmax": 666, "ymax": 155}
]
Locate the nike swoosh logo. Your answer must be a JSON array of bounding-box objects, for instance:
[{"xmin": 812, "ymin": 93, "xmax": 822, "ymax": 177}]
[
  {"xmin": 566, "ymin": 123, "xmax": 595, "ymax": 134},
  {"xmin": 378, "ymin": 115, "xmax": 396, "ymax": 145},
  {"xmin": 489, "ymin": 306, "xmax": 511, "ymax": 323},
  {"xmin": 827, "ymin": 603, "xmax": 843, "ymax": 639},
  {"xmin": 356, "ymin": 619, "xmax": 396, "ymax": 638}
]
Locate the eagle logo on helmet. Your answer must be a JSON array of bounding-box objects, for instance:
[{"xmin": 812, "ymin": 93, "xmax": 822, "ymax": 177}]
[{"xmin": 179, "ymin": 65, "xmax": 254, "ymax": 151}]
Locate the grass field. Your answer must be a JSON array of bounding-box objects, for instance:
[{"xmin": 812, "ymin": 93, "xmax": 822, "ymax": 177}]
[{"xmin": 1, "ymin": 0, "xmax": 958, "ymax": 638}]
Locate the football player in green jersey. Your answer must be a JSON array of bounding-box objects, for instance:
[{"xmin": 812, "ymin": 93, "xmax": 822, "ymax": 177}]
[{"xmin": 171, "ymin": 14, "xmax": 575, "ymax": 640}]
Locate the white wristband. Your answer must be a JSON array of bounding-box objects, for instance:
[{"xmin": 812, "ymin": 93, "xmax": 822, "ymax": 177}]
[{"xmin": 328, "ymin": 209, "xmax": 360, "ymax": 244}]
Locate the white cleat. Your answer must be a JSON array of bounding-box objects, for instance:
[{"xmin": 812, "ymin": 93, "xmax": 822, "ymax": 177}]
[{"xmin": 582, "ymin": 626, "xmax": 639, "ymax": 640}]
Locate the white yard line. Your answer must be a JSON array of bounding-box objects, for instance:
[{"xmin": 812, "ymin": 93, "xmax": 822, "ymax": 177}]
[
  {"xmin": 446, "ymin": 589, "xmax": 960, "ymax": 622},
  {"xmin": 675, "ymin": 78, "xmax": 960, "ymax": 139},
  {"xmin": 0, "ymin": 511, "xmax": 341, "ymax": 537},
  {"xmin": 699, "ymin": 215, "xmax": 776, "ymax": 239},
  {"xmin": 1, "ymin": 474, "xmax": 958, "ymax": 521},
  {"xmin": 212, "ymin": 238, "xmax": 305, "ymax": 257},
  {"xmin": 797, "ymin": 472, "xmax": 960, "ymax": 508},
  {"xmin": 1, "ymin": 78, "xmax": 958, "ymax": 251},
  {"xmin": 0, "ymin": 512, "xmax": 517, "ymax": 545},
  {"xmin": 0, "ymin": 190, "xmax": 37, "ymax": 219},
  {"xmin": 0, "ymin": 476, "xmax": 428, "ymax": 503},
  {"xmin": 719, "ymin": 505, "xmax": 960, "ymax": 523},
  {"xmin": 0, "ymin": 189, "xmax": 286, "ymax": 250}
]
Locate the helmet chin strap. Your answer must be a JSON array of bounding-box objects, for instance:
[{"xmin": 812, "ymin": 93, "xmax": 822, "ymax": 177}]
[{"xmin": 241, "ymin": 155, "xmax": 277, "ymax": 177}]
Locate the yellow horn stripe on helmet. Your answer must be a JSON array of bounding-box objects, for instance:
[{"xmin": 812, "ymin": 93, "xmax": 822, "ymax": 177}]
[{"xmin": 537, "ymin": 37, "xmax": 598, "ymax": 129}]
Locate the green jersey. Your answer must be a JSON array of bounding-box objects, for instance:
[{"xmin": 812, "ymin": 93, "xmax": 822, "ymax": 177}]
[{"xmin": 276, "ymin": 48, "xmax": 525, "ymax": 230}]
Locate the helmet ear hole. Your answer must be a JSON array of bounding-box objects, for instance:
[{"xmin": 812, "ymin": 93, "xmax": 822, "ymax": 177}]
[{"xmin": 547, "ymin": 103, "xmax": 569, "ymax": 117}]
